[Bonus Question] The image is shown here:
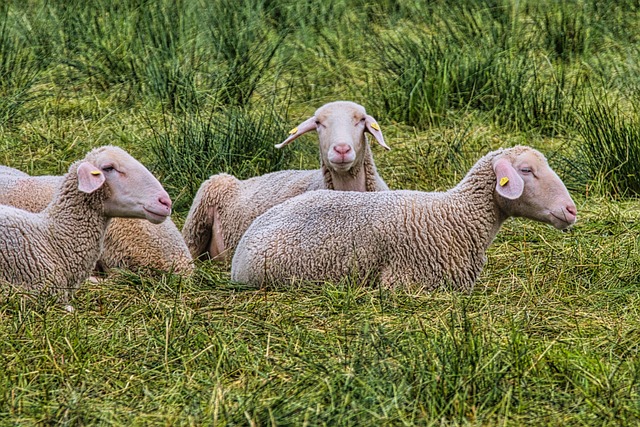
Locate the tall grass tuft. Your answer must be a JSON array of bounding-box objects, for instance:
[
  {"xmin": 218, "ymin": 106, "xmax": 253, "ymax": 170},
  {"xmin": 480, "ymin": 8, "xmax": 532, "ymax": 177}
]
[
  {"xmin": 52, "ymin": 0, "xmax": 201, "ymax": 109},
  {"xmin": 370, "ymin": 32, "xmax": 454, "ymax": 129},
  {"xmin": 531, "ymin": 0, "xmax": 590, "ymax": 62},
  {"xmin": 574, "ymin": 98, "xmax": 640, "ymax": 197},
  {"xmin": 204, "ymin": 0, "xmax": 285, "ymax": 107},
  {"xmin": 369, "ymin": 0, "xmax": 584, "ymax": 134},
  {"xmin": 489, "ymin": 54, "xmax": 581, "ymax": 134},
  {"xmin": 131, "ymin": 0, "xmax": 199, "ymax": 110},
  {"xmin": 0, "ymin": 5, "xmax": 45, "ymax": 127},
  {"xmin": 147, "ymin": 103, "xmax": 293, "ymax": 211}
]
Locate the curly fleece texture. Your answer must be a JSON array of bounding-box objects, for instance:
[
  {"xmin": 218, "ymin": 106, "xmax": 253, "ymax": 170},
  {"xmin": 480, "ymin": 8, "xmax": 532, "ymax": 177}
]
[
  {"xmin": 231, "ymin": 146, "xmax": 572, "ymax": 291},
  {"xmin": 0, "ymin": 169, "xmax": 193, "ymax": 275},
  {"xmin": 0, "ymin": 160, "xmax": 108, "ymax": 303},
  {"xmin": 182, "ymin": 129, "xmax": 388, "ymax": 261}
]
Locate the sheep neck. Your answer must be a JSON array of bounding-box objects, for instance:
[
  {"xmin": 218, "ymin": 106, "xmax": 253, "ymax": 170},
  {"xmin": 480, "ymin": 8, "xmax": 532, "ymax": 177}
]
[
  {"xmin": 447, "ymin": 151, "xmax": 508, "ymax": 252},
  {"xmin": 43, "ymin": 168, "xmax": 110, "ymax": 271},
  {"xmin": 321, "ymin": 137, "xmax": 375, "ymax": 192}
]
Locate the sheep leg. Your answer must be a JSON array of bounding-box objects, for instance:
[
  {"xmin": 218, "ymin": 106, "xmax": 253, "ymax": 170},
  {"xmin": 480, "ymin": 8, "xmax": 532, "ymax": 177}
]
[
  {"xmin": 208, "ymin": 205, "xmax": 229, "ymax": 261},
  {"xmin": 182, "ymin": 204, "xmax": 214, "ymax": 260}
]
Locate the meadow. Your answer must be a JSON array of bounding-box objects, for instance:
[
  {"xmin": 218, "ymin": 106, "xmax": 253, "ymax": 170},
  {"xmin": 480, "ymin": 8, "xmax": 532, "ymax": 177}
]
[{"xmin": 1, "ymin": 0, "xmax": 640, "ymax": 424}]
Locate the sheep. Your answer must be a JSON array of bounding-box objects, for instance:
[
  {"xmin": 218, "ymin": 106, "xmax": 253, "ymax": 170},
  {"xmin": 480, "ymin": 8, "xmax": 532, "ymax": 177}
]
[
  {"xmin": 0, "ymin": 146, "xmax": 174, "ymax": 311},
  {"xmin": 231, "ymin": 145, "xmax": 578, "ymax": 291},
  {"xmin": 0, "ymin": 168, "xmax": 193, "ymax": 275},
  {"xmin": 182, "ymin": 100, "xmax": 391, "ymax": 261},
  {"xmin": 0, "ymin": 165, "xmax": 29, "ymax": 176},
  {"xmin": 0, "ymin": 172, "xmax": 63, "ymax": 213}
]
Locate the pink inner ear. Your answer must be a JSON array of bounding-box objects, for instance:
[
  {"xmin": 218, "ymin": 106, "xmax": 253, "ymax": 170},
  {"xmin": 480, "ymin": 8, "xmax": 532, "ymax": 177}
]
[
  {"xmin": 364, "ymin": 115, "xmax": 390, "ymax": 150},
  {"xmin": 493, "ymin": 158, "xmax": 524, "ymax": 200},
  {"xmin": 275, "ymin": 116, "xmax": 318, "ymax": 149},
  {"xmin": 77, "ymin": 162, "xmax": 106, "ymax": 194}
]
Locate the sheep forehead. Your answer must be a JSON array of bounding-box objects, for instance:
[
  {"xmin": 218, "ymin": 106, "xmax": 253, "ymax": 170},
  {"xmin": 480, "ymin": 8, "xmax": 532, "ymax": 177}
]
[
  {"xmin": 514, "ymin": 150, "xmax": 547, "ymax": 169},
  {"xmin": 499, "ymin": 146, "xmax": 547, "ymax": 167},
  {"xmin": 84, "ymin": 146, "xmax": 138, "ymax": 170},
  {"xmin": 315, "ymin": 101, "xmax": 366, "ymax": 122}
]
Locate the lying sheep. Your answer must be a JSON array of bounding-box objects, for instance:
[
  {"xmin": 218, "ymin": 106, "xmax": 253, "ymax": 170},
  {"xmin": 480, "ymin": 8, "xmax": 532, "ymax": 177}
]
[
  {"xmin": 0, "ymin": 165, "xmax": 29, "ymax": 176},
  {"xmin": 0, "ymin": 168, "xmax": 193, "ymax": 275},
  {"xmin": 231, "ymin": 145, "xmax": 578, "ymax": 290},
  {"xmin": 0, "ymin": 146, "xmax": 173, "ymax": 310},
  {"xmin": 182, "ymin": 100, "xmax": 390, "ymax": 261}
]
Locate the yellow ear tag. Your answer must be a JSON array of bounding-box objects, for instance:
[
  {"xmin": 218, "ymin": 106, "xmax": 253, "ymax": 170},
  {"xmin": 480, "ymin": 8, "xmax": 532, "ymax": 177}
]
[
  {"xmin": 370, "ymin": 122, "xmax": 380, "ymax": 131},
  {"xmin": 499, "ymin": 177, "xmax": 509, "ymax": 187},
  {"xmin": 289, "ymin": 127, "xmax": 298, "ymax": 135},
  {"xmin": 90, "ymin": 170, "xmax": 102, "ymax": 176}
]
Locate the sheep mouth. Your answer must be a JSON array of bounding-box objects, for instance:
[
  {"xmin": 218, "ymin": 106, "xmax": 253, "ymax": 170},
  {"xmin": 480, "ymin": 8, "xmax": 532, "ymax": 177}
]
[
  {"xmin": 550, "ymin": 212, "xmax": 576, "ymax": 229},
  {"xmin": 144, "ymin": 207, "xmax": 170, "ymax": 224},
  {"xmin": 328, "ymin": 159, "xmax": 355, "ymax": 170}
]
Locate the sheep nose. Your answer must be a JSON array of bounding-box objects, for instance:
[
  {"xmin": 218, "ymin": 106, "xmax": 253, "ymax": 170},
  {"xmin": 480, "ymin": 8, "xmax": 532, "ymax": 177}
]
[
  {"xmin": 159, "ymin": 195, "xmax": 172, "ymax": 210},
  {"xmin": 333, "ymin": 144, "xmax": 352, "ymax": 156},
  {"xmin": 565, "ymin": 204, "xmax": 577, "ymax": 222}
]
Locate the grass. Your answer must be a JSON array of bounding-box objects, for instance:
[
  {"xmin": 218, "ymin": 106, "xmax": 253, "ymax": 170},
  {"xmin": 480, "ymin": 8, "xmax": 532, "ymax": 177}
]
[
  {"xmin": 146, "ymin": 101, "xmax": 293, "ymax": 211},
  {"xmin": 1, "ymin": 0, "xmax": 640, "ymax": 425}
]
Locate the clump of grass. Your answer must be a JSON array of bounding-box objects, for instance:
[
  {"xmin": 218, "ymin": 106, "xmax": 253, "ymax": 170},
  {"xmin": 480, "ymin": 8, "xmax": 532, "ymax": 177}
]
[
  {"xmin": 0, "ymin": 5, "xmax": 46, "ymax": 128},
  {"xmin": 367, "ymin": 0, "xmax": 514, "ymax": 129},
  {"xmin": 574, "ymin": 98, "xmax": 640, "ymax": 198},
  {"xmin": 49, "ymin": 0, "xmax": 138, "ymax": 92},
  {"xmin": 379, "ymin": 119, "xmax": 490, "ymax": 191},
  {"xmin": 131, "ymin": 0, "xmax": 200, "ymax": 111},
  {"xmin": 264, "ymin": 0, "xmax": 373, "ymax": 102},
  {"xmin": 52, "ymin": 0, "xmax": 200, "ymax": 109},
  {"xmin": 531, "ymin": 0, "xmax": 590, "ymax": 62},
  {"xmin": 372, "ymin": 30, "xmax": 580, "ymax": 134},
  {"xmin": 370, "ymin": 31, "xmax": 454, "ymax": 129},
  {"xmin": 47, "ymin": 0, "xmax": 283, "ymax": 110},
  {"xmin": 489, "ymin": 54, "xmax": 582, "ymax": 134},
  {"xmin": 147, "ymin": 102, "xmax": 293, "ymax": 211},
  {"xmin": 204, "ymin": 0, "xmax": 285, "ymax": 107},
  {"xmin": 368, "ymin": 0, "xmax": 585, "ymax": 134}
]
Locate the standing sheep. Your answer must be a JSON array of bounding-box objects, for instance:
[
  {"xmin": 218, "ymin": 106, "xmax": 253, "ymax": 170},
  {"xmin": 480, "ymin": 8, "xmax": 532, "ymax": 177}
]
[
  {"xmin": 182, "ymin": 100, "xmax": 390, "ymax": 261},
  {"xmin": 231, "ymin": 146, "xmax": 577, "ymax": 290},
  {"xmin": 0, "ymin": 146, "xmax": 173, "ymax": 310},
  {"xmin": 0, "ymin": 169, "xmax": 193, "ymax": 275}
]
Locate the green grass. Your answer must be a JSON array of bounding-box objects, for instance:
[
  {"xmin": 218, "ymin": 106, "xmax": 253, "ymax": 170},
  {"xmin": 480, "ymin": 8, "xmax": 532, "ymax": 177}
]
[{"xmin": 2, "ymin": 0, "xmax": 640, "ymax": 425}]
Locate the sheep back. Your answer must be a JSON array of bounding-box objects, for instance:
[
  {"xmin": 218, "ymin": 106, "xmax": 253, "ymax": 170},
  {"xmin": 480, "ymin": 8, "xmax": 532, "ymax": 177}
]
[
  {"xmin": 101, "ymin": 218, "xmax": 193, "ymax": 273},
  {"xmin": 183, "ymin": 169, "xmax": 321, "ymax": 259},
  {"xmin": 231, "ymin": 187, "xmax": 496, "ymax": 291}
]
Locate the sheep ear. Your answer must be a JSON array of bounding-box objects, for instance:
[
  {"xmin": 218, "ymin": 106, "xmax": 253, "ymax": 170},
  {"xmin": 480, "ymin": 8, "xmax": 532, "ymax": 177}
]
[
  {"xmin": 275, "ymin": 116, "xmax": 318, "ymax": 149},
  {"xmin": 365, "ymin": 115, "xmax": 390, "ymax": 151},
  {"xmin": 77, "ymin": 161, "xmax": 106, "ymax": 194},
  {"xmin": 493, "ymin": 158, "xmax": 524, "ymax": 200}
]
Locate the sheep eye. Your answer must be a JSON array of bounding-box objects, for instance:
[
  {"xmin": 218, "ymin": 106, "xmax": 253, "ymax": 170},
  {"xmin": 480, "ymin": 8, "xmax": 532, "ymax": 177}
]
[
  {"xmin": 520, "ymin": 167, "xmax": 532, "ymax": 174},
  {"xmin": 315, "ymin": 120, "xmax": 322, "ymax": 126},
  {"xmin": 102, "ymin": 166, "xmax": 115, "ymax": 173}
]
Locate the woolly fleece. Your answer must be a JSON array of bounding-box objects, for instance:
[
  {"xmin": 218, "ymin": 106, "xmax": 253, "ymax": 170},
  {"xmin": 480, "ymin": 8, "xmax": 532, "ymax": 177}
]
[
  {"xmin": 0, "ymin": 168, "xmax": 193, "ymax": 275},
  {"xmin": 182, "ymin": 101, "xmax": 389, "ymax": 261},
  {"xmin": 231, "ymin": 146, "xmax": 577, "ymax": 290}
]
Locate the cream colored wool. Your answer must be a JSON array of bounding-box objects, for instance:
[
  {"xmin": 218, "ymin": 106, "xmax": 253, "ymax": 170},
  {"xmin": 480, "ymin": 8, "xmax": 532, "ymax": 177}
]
[
  {"xmin": 0, "ymin": 146, "xmax": 173, "ymax": 307},
  {"xmin": 0, "ymin": 169, "xmax": 193, "ymax": 275},
  {"xmin": 231, "ymin": 146, "xmax": 577, "ymax": 290},
  {"xmin": 182, "ymin": 101, "xmax": 390, "ymax": 261}
]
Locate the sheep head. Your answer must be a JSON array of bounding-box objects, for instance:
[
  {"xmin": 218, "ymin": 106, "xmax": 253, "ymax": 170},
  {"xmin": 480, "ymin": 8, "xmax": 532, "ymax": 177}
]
[
  {"xmin": 79, "ymin": 146, "xmax": 172, "ymax": 224},
  {"xmin": 493, "ymin": 146, "xmax": 577, "ymax": 230},
  {"xmin": 275, "ymin": 101, "xmax": 390, "ymax": 173}
]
